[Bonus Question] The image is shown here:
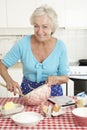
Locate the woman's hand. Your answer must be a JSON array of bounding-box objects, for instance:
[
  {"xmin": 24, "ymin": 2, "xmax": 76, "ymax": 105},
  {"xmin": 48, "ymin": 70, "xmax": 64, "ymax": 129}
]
[
  {"xmin": 46, "ymin": 76, "xmax": 59, "ymax": 86},
  {"xmin": 0, "ymin": 61, "xmax": 22, "ymax": 96},
  {"xmin": 46, "ymin": 76, "xmax": 69, "ymax": 86},
  {"xmin": 6, "ymin": 80, "xmax": 22, "ymax": 96}
]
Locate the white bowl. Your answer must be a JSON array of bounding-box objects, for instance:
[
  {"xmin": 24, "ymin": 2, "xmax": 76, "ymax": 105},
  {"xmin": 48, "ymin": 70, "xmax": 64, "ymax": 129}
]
[
  {"xmin": 11, "ymin": 111, "xmax": 44, "ymax": 127},
  {"xmin": 72, "ymin": 107, "xmax": 87, "ymax": 126},
  {"xmin": 22, "ymin": 84, "xmax": 51, "ymax": 106}
]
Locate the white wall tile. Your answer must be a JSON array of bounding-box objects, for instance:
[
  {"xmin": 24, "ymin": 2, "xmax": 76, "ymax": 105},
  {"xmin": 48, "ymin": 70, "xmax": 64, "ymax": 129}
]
[{"xmin": 54, "ymin": 29, "xmax": 87, "ymax": 62}]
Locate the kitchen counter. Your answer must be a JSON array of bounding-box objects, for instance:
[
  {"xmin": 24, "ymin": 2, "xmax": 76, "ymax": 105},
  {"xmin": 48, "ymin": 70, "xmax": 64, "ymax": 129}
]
[{"xmin": 0, "ymin": 97, "xmax": 87, "ymax": 130}]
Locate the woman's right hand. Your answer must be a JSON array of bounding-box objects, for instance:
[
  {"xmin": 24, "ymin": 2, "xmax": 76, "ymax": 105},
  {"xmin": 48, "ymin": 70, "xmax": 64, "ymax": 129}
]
[
  {"xmin": 6, "ymin": 80, "xmax": 22, "ymax": 96},
  {"xmin": 0, "ymin": 61, "xmax": 22, "ymax": 96}
]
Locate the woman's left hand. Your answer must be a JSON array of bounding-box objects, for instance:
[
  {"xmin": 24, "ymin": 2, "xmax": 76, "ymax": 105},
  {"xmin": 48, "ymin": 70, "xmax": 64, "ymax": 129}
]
[
  {"xmin": 46, "ymin": 76, "xmax": 59, "ymax": 86},
  {"xmin": 46, "ymin": 75, "xmax": 68, "ymax": 86}
]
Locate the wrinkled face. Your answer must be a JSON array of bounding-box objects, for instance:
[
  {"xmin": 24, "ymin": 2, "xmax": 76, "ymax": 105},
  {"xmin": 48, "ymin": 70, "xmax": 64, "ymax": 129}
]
[{"xmin": 33, "ymin": 15, "xmax": 53, "ymax": 42}]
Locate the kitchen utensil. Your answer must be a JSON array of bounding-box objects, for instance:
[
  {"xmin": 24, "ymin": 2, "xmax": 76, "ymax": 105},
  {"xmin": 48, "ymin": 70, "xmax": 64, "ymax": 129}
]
[{"xmin": 0, "ymin": 82, "xmax": 24, "ymax": 97}]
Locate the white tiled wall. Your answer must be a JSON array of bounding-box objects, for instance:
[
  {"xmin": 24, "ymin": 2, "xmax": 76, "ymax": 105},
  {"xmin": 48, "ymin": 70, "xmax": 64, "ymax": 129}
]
[
  {"xmin": 0, "ymin": 38, "xmax": 17, "ymax": 59},
  {"xmin": 54, "ymin": 29, "xmax": 87, "ymax": 63}
]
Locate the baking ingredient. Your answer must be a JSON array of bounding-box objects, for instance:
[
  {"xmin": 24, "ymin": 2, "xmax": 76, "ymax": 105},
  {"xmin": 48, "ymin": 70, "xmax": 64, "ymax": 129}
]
[
  {"xmin": 52, "ymin": 104, "xmax": 60, "ymax": 112},
  {"xmin": 41, "ymin": 105, "xmax": 48, "ymax": 113},
  {"xmin": 3, "ymin": 101, "xmax": 15, "ymax": 110},
  {"xmin": 42, "ymin": 103, "xmax": 61, "ymax": 117}
]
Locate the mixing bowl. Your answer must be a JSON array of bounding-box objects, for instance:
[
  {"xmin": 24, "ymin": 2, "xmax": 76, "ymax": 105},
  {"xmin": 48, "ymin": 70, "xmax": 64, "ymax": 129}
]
[
  {"xmin": 22, "ymin": 84, "xmax": 51, "ymax": 106},
  {"xmin": 11, "ymin": 111, "xmax": 44, "ymax": 127},
  {"xmin": 72, "ymin": 107, "xmax": 87, "ymax": 126}
]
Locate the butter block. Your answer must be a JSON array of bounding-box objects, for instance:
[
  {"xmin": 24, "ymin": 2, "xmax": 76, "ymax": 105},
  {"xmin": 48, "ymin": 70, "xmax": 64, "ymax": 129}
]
[{"xmin": 3, "ymin": 102, "xmax": 15, "ymax": 110}]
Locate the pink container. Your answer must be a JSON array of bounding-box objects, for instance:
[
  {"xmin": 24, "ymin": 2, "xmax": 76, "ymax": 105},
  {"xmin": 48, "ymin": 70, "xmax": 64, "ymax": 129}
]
[
  {"xmin": 72, "ymin": 107, "xmax": 87, "ymax": 126},
  {"xmin": 22, "ymin": 84, "xmax": 51, "ymax": 106}
]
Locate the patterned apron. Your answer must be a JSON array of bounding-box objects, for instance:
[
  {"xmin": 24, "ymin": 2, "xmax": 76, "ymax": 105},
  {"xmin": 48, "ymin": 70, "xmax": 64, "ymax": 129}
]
[{"xmin": 21, "ymin": 76, "xmax": 63, "ymax": 96}]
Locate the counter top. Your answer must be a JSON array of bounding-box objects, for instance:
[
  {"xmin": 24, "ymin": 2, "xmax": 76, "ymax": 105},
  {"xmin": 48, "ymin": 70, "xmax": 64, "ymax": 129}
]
[{"xmin": 0, "ymin": 97, "xmax": 87, "ymax": 130}]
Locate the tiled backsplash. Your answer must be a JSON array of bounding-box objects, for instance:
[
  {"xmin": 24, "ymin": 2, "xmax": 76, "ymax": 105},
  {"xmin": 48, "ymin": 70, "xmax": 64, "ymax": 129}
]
[
  {"xmin": 0, "ymin": 28, "xmax": 87, "ymax": 64},
  {"xmin": 54, "ymin": 29, "xmax": 87, "ymax": 64}
]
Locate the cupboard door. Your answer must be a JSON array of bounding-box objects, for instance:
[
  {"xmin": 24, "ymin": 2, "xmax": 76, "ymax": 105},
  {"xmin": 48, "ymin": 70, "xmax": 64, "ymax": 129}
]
[
  {"xmin": 7, "ymin": 0, "xmax": 36, "ymax": 27},
  {"xmin": 0, "ymin": 0, "xmax": 7, "ymax": 27},
  {"xmin": 65, "ymin": 0, "xmax": 87, "ymax": 29},
  {"xmin": 7, "ymin": 0, "xmax": 66, "ymax": 28}
]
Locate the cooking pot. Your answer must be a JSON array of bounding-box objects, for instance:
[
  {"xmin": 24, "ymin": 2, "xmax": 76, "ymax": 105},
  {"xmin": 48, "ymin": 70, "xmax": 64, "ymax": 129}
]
[{"xmin": 79, "ymin": 59, "xmax": 87, "ymax": 66}]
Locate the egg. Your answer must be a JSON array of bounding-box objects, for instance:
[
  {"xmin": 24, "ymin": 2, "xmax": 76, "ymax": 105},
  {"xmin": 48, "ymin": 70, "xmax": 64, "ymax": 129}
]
[{"xmin": 52, "ymin": 104, "xmax": 60, "ymax": 112}]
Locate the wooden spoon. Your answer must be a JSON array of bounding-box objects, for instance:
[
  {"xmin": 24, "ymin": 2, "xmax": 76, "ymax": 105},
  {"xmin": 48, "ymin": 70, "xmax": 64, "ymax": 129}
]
[{"xmin": 0, "ymin": 82, "xmax": 24, "ymax": 97}]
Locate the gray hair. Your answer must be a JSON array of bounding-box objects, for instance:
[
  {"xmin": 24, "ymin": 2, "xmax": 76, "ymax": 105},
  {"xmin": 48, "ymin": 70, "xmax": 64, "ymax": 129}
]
[{"xmin": 30, "ymin": 5, "xmax": 58, "ymax": 34}]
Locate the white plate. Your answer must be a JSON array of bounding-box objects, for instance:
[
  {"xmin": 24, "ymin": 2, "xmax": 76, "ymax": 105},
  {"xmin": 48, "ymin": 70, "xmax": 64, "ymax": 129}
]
[
  {"xmin": 0, "ymin": 104, "xmax": 24, "ymax": 116},
  {"xmin": 11, "ymin": 112, "xmax": 44, "ymax": 127}
]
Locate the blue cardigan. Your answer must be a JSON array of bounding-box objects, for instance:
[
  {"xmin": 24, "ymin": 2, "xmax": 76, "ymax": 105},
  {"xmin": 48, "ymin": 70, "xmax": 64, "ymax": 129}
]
[{"xmin": 2, "ymin": 35, "xmax": 69, "ymax": 83}]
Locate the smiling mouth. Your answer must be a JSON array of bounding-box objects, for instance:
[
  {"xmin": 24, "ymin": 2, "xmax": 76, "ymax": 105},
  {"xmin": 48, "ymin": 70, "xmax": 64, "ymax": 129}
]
[{"xmin": 37, "ymin": 35, "xmax": 45, "ymax": 39}]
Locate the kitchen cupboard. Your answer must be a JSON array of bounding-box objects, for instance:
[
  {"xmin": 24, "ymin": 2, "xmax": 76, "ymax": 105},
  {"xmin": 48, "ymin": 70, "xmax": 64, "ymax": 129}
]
[
  {"xmin": 1, "ymin": 0, "xmax": 66, "ymax": 28},
  {"xmin": 37, "ymin": 0, "xmax": 87, "ymax": 29},
  {"xmin": 0, "ymin": 0, "xmax": 87, "ymax": 28},
  {"xmin": 65, "ymin": 0, "xmax": 87, "ymax": 29},
  {"xmin": 0, "ymin": 0, "xmax": 7, "ymax": 27},
  {"xmin": 6, "ymin": 0, "xmax": 66, "ymax": 28},
  {"xmin": 7, "ymin": 0, "xmax": 36, "ymax": 27}
]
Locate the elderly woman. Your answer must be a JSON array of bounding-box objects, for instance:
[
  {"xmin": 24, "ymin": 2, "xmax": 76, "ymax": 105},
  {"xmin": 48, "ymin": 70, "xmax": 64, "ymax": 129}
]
[{"xmin": 0, "ymin": 5, "xmax": 69, "ymax": 96}]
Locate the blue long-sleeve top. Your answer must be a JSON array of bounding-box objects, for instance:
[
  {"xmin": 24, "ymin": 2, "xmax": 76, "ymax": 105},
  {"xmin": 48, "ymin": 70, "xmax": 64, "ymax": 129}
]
[{"xmin": 2, "ymin": 35, "xmax": 69, "ymax": 83}]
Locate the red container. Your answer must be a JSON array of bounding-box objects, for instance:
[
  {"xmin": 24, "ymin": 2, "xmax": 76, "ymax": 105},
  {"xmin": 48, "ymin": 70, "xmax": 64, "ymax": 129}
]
[{"xmin": 72, "ymin": 107, "xmax": 87, "ymax": 126}]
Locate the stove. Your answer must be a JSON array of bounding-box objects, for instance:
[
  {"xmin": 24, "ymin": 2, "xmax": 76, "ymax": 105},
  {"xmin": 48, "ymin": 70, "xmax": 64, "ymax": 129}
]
[{"xmin": 69, "ymin": 66, "xmax": 87, "ymax": 76}]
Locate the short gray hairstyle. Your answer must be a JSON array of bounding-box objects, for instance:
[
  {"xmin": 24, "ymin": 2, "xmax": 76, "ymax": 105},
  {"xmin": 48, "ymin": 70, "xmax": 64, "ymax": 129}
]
[{"xmin": 30, "ymin": 5, "xmax": 58, "ymax": 34}]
